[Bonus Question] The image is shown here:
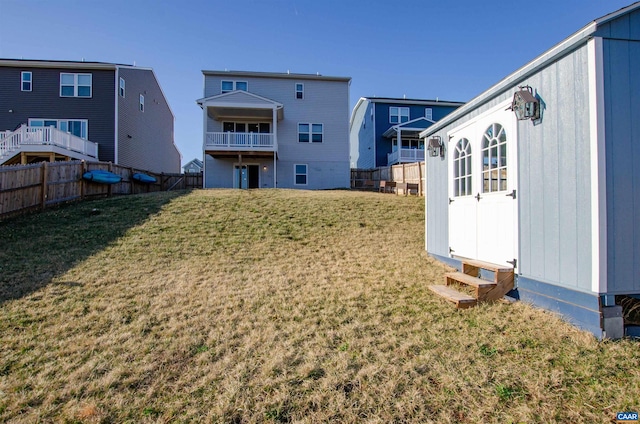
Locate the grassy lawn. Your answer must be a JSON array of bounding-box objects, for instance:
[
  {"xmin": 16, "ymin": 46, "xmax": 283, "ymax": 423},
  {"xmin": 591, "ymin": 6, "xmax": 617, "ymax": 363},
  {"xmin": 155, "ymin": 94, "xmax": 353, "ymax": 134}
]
[{"xmin": 1, "ymin": 189, "xmax": 638, "ymax": 423}]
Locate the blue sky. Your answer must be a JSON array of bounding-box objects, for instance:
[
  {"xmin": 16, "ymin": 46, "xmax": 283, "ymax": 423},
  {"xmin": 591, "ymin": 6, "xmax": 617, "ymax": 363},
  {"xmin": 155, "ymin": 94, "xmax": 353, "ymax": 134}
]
[{"xmin": 0, "ymin": 0, "xmax": 634, "ymax": 165}]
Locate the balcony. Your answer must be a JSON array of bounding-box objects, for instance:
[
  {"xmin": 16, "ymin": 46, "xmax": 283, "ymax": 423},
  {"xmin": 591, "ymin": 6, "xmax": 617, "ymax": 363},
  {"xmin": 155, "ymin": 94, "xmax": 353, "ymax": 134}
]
[
  {"xmin": 205, "ymin": 132, "xmax": 276, "ymax": 158},
  {"xmin": 388, "ymin": 148, "xmax": 425, "ymax": 165},
  {"xmin": 0, "ymin": 125, "xmax": 98, "ymax": 165}
]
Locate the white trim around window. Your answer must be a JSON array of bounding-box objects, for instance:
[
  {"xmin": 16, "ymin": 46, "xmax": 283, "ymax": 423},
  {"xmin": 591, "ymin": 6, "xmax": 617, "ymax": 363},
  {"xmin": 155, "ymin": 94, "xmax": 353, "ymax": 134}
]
[
  {"xmin": 294, "ymin": 163, "xmax": 308, "ymax": 186},
  {"xmin": 21, "ymin": 71, "xmax": 32, "ymax": 92},
  {"xmin": 389, "ymin": 106, "xmax": 409, "ymax": 124},
  {"xmin": 28, "ymin": 118, "xmax": 88, "ymax": 139},
  {"xmin": 60, "ymin": 73, "xmax": 92, "ymax": 97},
  {"xmin": 221, "ymin": 80, "xmax": 248, "ymax": 93},
  {"xmin": 295, "ymin": 83, "xmax": 304, "ymax": 99},
  {"xmin": 425, "ymin": 107, "xmax": 433, "ymax": 120},
  {"xmin": 139, "ymin": 94, "xmax": 144, "ymax": 112},
  {"xmin": 119, "ymin": 77, "xmax": 125, "ymax": 97},
  {"xmin": 298, "ymin": 123, "xmax": 323, "ymax": 143}
]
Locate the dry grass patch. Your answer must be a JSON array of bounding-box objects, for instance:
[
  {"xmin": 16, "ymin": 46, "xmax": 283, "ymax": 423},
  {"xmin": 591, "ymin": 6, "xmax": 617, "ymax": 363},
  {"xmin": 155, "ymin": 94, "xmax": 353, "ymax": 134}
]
[{"xmin": 0, "ymin": 189, "xmax": 639, "ymax": 423}]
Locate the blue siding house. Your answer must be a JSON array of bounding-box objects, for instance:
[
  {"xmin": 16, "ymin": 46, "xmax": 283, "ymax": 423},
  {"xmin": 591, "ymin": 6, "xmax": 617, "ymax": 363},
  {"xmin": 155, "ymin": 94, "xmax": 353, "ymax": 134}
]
[
  {"xmin": 420, "ymin": 2, "xmax": 640, "ymax": 339},
  {"xmin": 349, "ymin": 97, "xmax": 463, "ymax": 168}
]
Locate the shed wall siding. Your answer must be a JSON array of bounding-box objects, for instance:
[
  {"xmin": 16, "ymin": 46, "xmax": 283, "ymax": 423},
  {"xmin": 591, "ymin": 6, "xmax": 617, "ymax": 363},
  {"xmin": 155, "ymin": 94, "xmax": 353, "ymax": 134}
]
[
  {"xmin": 517, "ymin": 46, "xmax": 593, "ymax": 293},
  {"xmin": 603, "ymin": 38, "xmax": 640, "ymax": 294},
  {"xmin": 118, "ymin": 68, "xmax": 180, "ymax": 173},
  {"xmin": 594, "ymin": 8, "xmax": 640, "ymax": 40}
]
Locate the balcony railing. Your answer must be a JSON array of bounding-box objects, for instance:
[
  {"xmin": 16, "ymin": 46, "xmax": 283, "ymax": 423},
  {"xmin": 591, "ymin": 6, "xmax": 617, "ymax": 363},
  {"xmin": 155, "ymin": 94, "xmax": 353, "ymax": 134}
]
[
  {"xmin": 0, "ymin": 125, "xmax": 98, "ymax": 161},
  {"xmin": 205, "ymin": 132, "xmax": 275, "ymax": 150},
  {"xmin": 388, "ymin": 148, "xmax": 425, "ymax": 165}
]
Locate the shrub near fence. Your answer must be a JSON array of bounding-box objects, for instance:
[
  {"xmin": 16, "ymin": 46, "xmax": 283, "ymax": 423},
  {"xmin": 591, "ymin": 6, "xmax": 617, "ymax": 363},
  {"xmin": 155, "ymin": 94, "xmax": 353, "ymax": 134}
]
[
  {"xmin": 0, "ymin": 161, "xmax": 202, "ymax": 219},
  {"xmin": 351, "ymin": 162, "xmax": 425, "ymax": 196}
]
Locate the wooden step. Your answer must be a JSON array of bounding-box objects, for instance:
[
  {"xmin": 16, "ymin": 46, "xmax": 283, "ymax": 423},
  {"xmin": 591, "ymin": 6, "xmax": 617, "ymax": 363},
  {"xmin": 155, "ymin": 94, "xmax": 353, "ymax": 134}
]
[
  {"xmin": 428, "ymin": 285, "xmax": 477, "ymax": 309},
  {"xmin": 445, "ymin": 272, "xmax": 496, "ymax": 288},
  {"xmin": 445, "ymin": 271, "xmax": 495, "ymax": 299},
  {"xmin": 461, "ymin": 258, "xmax": 513, "ymax": 273}
]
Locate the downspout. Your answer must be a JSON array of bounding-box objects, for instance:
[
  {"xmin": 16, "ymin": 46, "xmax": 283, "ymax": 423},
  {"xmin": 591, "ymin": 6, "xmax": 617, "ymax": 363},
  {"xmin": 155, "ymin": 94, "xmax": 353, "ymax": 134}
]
[
  {"xmin": 202, "ymin": 102, "xmax": 208, "ymax": 188},
  {"xmin": 114, "ymin": 66, "xmax": 119, "ymax": 164},
  {"xmin": 273, "ymin": 106, "xmax": 278, "ymax": 188}
]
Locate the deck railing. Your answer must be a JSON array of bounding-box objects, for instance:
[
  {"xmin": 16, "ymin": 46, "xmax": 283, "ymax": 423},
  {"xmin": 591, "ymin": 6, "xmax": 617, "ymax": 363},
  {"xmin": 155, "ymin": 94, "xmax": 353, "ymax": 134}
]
[
  {"xmin": 388, "ymin": 148, "xmax": 425, "ymax": 165},
  {"xmin": 205, "ymin": 132, "xmax": 275, "ymax": 149},
  {"xmin": 0, "ymin": 125, "xmax": 99, "ymax": 160}
]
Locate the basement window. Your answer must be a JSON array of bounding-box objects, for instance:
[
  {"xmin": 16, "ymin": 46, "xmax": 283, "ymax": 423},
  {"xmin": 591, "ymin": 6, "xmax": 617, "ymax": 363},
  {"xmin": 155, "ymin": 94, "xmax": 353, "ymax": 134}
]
[{"xmin": 294, "ymin": 164, "xmax": 307, "ymax": 186}]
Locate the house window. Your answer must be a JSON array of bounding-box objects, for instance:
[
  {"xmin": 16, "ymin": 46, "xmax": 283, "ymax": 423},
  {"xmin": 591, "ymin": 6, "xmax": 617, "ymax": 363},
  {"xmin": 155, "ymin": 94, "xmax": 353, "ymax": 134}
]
[
  {"xmin": 294, "ymin": 164, "xmax": 307, "ymax": 186},
  {"xmin": 21, "ymin": 71, "xmax": 32, "ymax": 91},
  {"xmin": 389, "ymin": 107, "xmax": 409, "ymax": 124},
  {"xmin": 60, "ymin": 73, "xmax": 92, "ymax": 97},
  {"xmin": 221, "ymin": 80, "xmax": 248, "ymax": 94},
  {"xmin": 295, "ymin": 83, "xmax": 304, "ymax": 99},
  {"xmin": 119, "ymin": 77, "xmax": 125, "ymax": 97},
  {"xmin": 29, "ymin": 118, "xmax": 88, "ymax": 140},
  {"xmin": 425, "ymin": 108, "xmax": 433, "ymax": 120},
  {"xmin": 139, "ymin": 94, "xmax": 144, "ymax": 112},
  {"xmin": 222, "ymin": 122, "xmax": 270, "ymax": 133},
  {"xmin": 298, "ymin": 123, "xmax": 323, "ymax": 143},
  {"xmin": 453, "ymin": 138, "xmax": 472, "ymax": 197}
]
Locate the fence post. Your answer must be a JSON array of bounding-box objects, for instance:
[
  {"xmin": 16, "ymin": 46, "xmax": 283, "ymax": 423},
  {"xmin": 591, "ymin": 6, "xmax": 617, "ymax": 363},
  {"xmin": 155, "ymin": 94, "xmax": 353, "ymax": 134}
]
[
  {"xmin": 41, "ymin": 161, "xmax": 48, "ymax": 210},
  {"xmin": 108, "ymin": 162, "xmax": 113, "ymax": 197},
  {"xmin": 129, "ymin": 167, "xmax": 136, "ymax": 195},
  {"xmin": 80, "ymin": 161, "xmax": 87, "ymax": 200}
]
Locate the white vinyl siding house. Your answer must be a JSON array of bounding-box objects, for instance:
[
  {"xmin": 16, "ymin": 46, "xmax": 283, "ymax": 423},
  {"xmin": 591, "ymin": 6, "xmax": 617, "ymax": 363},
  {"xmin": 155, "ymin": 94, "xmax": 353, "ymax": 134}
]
[{"xmin": 198, "ymin": 70, "xmax": 351, "ymax": 190}]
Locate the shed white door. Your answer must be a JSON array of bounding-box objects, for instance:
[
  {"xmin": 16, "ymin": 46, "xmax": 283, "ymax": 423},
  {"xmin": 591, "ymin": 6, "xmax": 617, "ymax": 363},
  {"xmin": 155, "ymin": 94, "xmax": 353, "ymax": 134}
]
[
  {"xmin": 448, "ymin": 101, "xmax": 518, "ymax": 268},
  {"xmin": 448, "ymin": 128, "xmax": 477, "ymax": 260}
]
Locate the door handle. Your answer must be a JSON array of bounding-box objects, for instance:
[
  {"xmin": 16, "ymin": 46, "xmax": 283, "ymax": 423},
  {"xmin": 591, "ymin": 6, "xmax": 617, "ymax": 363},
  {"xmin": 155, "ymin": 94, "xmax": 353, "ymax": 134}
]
[
  {"xmin": 475, "ymin": 193, "xmax": 481, "ymax": 202},
  {"xmin": 506, "ymin": 189, "xmax": 516, "ymax": 199}
]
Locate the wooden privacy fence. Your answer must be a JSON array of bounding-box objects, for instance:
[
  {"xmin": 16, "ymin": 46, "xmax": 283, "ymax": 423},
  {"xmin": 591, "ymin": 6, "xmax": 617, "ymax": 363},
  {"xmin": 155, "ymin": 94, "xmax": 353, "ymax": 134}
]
[
  {"xmin": 351, "ymin": 162, "xmax": 426, "ymax": 196},
  {"xmin": 0, "ymin": 161, "xmax": 202, "ymax": 219}
]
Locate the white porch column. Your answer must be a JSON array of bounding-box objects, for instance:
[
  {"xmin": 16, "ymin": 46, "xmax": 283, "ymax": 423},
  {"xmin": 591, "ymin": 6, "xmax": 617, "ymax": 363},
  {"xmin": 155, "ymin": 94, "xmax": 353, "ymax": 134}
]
[
  {"xmin": 273, "ymin": 106, "xmax": 278, "ymax": 188},
  {"xmin": 397, "ymin": 128, "xmax": 402, "ymax": 163}
]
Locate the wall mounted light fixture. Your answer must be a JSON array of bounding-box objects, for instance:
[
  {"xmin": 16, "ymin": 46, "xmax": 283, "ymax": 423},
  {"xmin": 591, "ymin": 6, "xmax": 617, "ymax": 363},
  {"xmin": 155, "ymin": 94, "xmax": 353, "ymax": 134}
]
[
  {"xmin": 511, "ymin": 85, "xmax": 540, "ymax": 121},
  {"xmin": 427, "ymin": 136, "xmax": 444, "ymax": 158}
]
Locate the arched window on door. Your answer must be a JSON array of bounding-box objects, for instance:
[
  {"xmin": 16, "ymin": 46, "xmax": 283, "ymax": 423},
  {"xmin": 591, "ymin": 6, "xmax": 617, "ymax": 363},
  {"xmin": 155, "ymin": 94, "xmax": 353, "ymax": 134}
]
[
  {"xmin": 453, "ymin": 138, "xmax": 472, "ymax": 197},
  {"xmin": 481, "ymin": 123, "xmax": 507, "ymax": 193}
]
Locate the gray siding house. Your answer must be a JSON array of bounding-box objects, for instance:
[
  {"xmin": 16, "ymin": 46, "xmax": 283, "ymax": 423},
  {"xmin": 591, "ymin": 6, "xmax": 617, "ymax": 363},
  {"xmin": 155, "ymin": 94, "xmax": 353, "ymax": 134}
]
[
  {"xmin": 0, "ymin": 59, "xmax": 180, "ymax": 173},
  {"xmin": 197, "ymin": 70, "xmax": 351, "ymax": 189},
  {"xmin": 420, "ymin": 3, "xmax": 640, "ymax": 338}
]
